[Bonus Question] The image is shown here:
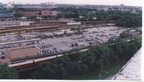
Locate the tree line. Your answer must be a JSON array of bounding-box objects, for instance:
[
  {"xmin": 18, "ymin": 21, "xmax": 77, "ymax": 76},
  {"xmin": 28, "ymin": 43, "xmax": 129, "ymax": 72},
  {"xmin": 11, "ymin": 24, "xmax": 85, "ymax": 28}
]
[
  {"xmin": 12, "ymin": 7, "xmax": 142, "ymax": 27},
  {"xmin": 55, "ymin": 7, "xmax": 142, "ymax": 27}
]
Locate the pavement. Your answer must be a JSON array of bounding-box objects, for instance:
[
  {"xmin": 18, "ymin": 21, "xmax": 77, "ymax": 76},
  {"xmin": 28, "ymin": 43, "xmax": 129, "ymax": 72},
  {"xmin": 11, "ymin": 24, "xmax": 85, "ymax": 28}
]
[{"xmin": 104, "ymin": 75, "xmax": 115, "ymax": 80}]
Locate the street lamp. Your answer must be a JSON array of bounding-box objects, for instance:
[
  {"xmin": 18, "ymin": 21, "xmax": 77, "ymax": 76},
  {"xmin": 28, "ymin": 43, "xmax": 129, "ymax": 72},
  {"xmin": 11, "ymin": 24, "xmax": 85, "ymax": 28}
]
[
  {"xmin": 99, "ymin": 64, "xmax": 102, "ymax": 80},
  {"xmin": 99, "ymin": 64, "xmax": 108, "ymax": 80}
]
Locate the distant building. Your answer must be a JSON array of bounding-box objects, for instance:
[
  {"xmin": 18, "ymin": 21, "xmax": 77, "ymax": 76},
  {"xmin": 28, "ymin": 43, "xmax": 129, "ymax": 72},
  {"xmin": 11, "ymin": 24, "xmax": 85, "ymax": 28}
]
[
  {"xmin": 93, "ymin": 17, "xmax": 97, "ymax": 20},
  {"xmin": 0, "ymin": 13, "xmax": 14, "ymax": 21},
  {"xmin": 20, "ymin": 33, "xmax": 35, "ymax": 40},
  {"xmin": 0, "ymin": 21, "xmax": 31, "ymax": 27},
  {"xmin": 130, "ymin": 9, "xmax": 137, "ymax": 14},
  {"xmin": 16, "ymin": 3, "xmax": 58, "ymax": 18},
  {"xmin": 79, "ymin": 16, "xmax": 84, "ymax": 19},
  {"xmin": 58, "ymin": 18, "xmax": 74, "ymax": 22},
  {"xmin": 16, "ymin": 10, "xmax": 58, "ymax": 18},
  {"xmin": 67, "ymin": 21, "xmax": 81, "ymax": 25},
  {"xmin": 51, "ymin": 11, "xmax": 58, "ymax": 16}
]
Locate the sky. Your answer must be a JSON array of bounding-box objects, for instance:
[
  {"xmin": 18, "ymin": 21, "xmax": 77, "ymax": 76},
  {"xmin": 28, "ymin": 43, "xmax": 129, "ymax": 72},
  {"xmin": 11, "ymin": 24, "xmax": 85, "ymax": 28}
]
[{"xmin": 0, "ymin": 0, "xmax": 143, "ymax": 6}]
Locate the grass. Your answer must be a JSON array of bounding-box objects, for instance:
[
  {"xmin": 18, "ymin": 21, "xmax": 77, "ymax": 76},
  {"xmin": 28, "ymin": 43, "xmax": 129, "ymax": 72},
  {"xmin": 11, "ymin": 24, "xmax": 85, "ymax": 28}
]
[{"xmin": 65, "ymin": 58, "xmax": 128, "ymax": 80}]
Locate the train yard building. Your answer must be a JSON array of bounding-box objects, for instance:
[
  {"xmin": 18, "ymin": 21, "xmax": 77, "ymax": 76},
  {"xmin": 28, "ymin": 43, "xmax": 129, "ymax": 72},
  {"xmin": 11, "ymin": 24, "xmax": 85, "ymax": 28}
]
[
  {"xmin": 6, "ymin": 46, "xmax": 38, "ymax": 61},
  {"xmin": 0, "ymin": 21, "xmax": 30, "ymax": 27},
  {"xmin": 0, "ymin": 39, "xmax": 40, "ymax": 63}
]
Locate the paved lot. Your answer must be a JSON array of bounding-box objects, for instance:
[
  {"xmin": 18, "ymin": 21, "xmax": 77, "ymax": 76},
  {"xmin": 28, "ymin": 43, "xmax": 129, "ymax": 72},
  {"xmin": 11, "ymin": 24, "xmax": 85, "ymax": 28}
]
[
  {"xmin": 0, "ymin": 26, "xmax": 128, "ymax": 62},
  {"xmin": 41, "ymin": 26, "xmax": 127, "ymax": 51}
]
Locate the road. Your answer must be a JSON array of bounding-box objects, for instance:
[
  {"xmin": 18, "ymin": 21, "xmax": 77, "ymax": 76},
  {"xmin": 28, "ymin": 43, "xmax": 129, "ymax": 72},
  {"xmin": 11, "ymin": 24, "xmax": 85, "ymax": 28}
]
[{"xmin": 104, "ymin": 75, "xmax": 115, "ymax": 80}]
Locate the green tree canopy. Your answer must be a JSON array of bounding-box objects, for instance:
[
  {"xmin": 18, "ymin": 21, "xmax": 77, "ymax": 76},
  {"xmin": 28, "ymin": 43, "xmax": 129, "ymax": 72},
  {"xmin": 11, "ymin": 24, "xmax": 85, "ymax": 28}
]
[
  {"xmin": 34, "ymin": 62, "xmax": 58, "ymax": 79},
  {"xmin": 120, "ymin": 32, "xmax": 132, "ymax": 38},
  {"xmin": 131, "ymin": 37, "xmax": 142, "ymax": 49},
  {"xmin": 128, "ymin": 43, "xmax": 138, "ymax": 56},
  {"xmin": 0, "ymin": 63, "xmax": 18, "ymax": 79}
]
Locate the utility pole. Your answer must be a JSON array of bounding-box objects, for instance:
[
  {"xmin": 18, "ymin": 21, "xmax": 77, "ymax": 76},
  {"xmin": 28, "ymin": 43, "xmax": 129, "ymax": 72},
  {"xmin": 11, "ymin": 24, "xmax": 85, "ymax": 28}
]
[
  {"xmin": 99, "ymin": 63, "xmax": 108, "ymax": 80},
  {"xmin": 99, "ymin": 63, "xmax": 102, "ymax": 80}
]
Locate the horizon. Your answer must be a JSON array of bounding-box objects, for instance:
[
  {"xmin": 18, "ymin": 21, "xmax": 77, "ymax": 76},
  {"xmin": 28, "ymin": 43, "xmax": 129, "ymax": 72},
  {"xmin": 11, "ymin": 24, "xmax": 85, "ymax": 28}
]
[{"xmin": 0, "ymin": 0, "xmax": 143, "ymax": 6}]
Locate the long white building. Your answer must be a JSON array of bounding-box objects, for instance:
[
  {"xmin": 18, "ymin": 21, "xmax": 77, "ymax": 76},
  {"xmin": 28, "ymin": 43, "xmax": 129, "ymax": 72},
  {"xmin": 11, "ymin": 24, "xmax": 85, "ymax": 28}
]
[{"xmin": 0, "ymin": 21, "xmax": 30, "ymax": 27}]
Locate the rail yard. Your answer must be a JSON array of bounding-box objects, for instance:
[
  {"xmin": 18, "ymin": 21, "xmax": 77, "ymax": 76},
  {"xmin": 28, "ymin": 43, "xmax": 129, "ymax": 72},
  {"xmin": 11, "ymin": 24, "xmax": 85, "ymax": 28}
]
[{"xmin": 0, "ymin": 20, "xmax": 133, "ymax": 70}]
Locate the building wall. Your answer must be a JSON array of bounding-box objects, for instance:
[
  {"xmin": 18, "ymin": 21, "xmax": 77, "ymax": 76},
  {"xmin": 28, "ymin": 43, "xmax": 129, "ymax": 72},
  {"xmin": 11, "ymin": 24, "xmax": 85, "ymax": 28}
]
[
  {"xmin": 0, "ymin": 17, "xmax": 13, "ymax": 21},
  {"xmin": 67, "ymin": 22, "xmax": 81, "ymax": 25},
  {"xmin": 17, "ymin": 11, "xmax": 35, "ymax": 17},
  {"xmin": 6, "ymin": 46, "xmax": 38, "ymax": 61},
  {"xmin": 17, "ymin": 10, "xmax": 58, "ymax": 17},
  {"xmin": 51, "ymin": 11, "xmax": 58, "ymax": 16},
  {"xmin": 0, "ymin": 21, "xmax": 30, "ymax": 27},
  {"xmin": 41, "ymin": 11, "xmax": 51, "ymax": 16},
  {"xmin": 20, "ymin": 21, "xmax": 30, "ymax": 26}
]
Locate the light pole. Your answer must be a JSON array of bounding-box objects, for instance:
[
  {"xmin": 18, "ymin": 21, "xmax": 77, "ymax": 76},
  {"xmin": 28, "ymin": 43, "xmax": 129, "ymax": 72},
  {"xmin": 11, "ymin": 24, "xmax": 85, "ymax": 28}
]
[
  {"xmin": 99, "ymin": 63, "xmax": 108, "ymax": 80},
  {"xmin": 99, "ymin": 64, "xmax": 102, "ymax": 80}
]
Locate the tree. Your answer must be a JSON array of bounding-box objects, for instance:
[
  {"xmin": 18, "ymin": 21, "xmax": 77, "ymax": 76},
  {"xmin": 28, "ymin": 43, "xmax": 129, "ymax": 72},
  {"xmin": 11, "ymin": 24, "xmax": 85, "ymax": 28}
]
[
  {"xmin": 64, "ymin": 30, "xmax": 67, "ymax": 35},
  {"xmin": 74, "ymin": 63, "xmax": 88, "ymax": 74},
  {"xmin": 57, "ymin": 66, "xmax": 67, "ymax": 78},
  {"xmin": 52, "ymin": 56, "xmax": 70, "ymax": 64},
  {"xmin": 108, "ymin": 38, "xmax": 128, "ymax": 58},
  {"xmin": 131, "ymin": 37, "xmax": 142, "ymax": 49},
  {"xmin": 81, "ymin": 51, "xmax": 95, "ymax": 67},
  {"xmin": 113, "ymin": 44, "xmax": 123, "ymax": 58},
  {"xmin": 79, "ymin": 64, "xmax": 88, "ymax": 72},
  {"xmin": 0, "ymin": 63, "xmax": 18, "ymax": 79},
  {"xmin": 65, "ymin": 61, "xmax": 75, "ymax": 76},
  {"xmin": 13, "ymin": 14, "xmax": 22, "ymax": 18},
  {"xmin": 42, "ymin": 16, "xmax": 50, "ymax": 19},
  {"xmin": 119, "ymin": 32, "xmax": 132, "ymax": 38},
  {"xmin": 34, "ymin": 62, "xmax": 58, "ymax": 79},
  {"xmin": 90, "ymin": 45, "xmax": 111, "ymax": 59},
  {"xmin": 127, "ymin": 43, "xmax": 138, "ymax": 57},
  {"xmin": 77, "ymin": 27, "xmax": 81, "ymax": 33},
  {"xmin": 116, "ymin": 15, "xmax": 142, "ymax": 27},
  {"xmin": 89, "ymin": 45, "xmax": 112, "ymax": 68},
  {"xmin": 96, "ymin": 59, "xmax": 104, "ymax": 68},
  {"xmin": 28, "ymin": 16, "xmax": 36, "ymax": 20},
  {"xmin": 75, "ymin": 52, "xmax": 86, "ymax": 62},
  {"xmin": 120, "ymin": 42, "xmax": 129, "ymax": 57}
]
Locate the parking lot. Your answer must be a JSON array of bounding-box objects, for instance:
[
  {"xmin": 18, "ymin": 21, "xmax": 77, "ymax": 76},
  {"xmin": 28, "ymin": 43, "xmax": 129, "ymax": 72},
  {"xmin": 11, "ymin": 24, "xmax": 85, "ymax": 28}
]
[
  {"xmin": 41, "ymin": 26, "xmax": 127, "ymax": 51},
  {"xmin": 0, "ymin": 26, "xmax": 128, "ymax": 62}
]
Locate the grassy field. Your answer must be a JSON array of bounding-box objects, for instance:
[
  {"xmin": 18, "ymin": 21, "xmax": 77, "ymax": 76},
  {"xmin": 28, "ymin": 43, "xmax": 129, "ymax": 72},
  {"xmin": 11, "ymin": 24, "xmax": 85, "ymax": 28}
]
[{"xmin": 65, "ymin": 58, "xmax": 128, "ymax": 80}]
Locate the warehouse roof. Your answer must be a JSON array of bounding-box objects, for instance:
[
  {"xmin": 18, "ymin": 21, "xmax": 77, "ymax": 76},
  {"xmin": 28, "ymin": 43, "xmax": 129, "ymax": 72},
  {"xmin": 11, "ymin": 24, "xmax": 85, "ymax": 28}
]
[{"xmin": 6, "ymin": 46, "xmax": 38, "ymax": 61}]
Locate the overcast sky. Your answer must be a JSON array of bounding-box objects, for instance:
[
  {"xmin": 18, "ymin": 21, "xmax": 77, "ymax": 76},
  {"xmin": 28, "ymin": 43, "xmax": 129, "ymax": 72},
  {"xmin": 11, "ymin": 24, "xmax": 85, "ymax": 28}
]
[{"xmin": 0, "ymin": 0, "xmax": 143, "ymax": 6}]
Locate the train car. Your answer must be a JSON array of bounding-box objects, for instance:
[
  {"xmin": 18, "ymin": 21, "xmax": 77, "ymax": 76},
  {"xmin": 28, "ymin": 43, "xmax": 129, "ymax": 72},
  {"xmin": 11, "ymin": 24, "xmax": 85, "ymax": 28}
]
[
  {"xmin": 0, "ymin": 25, "xmax": 59, "ymax": 33},
  {"xmin": 34, "ymin": 54, "xmax": 63, "ymax": 65},
  {"xmin": 9, "ymin": 54, "xmax": 63, "ymax": 70},
  {"xmin": 9, "ymin": 60, "xmax": 34, "ymax": 70}
]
